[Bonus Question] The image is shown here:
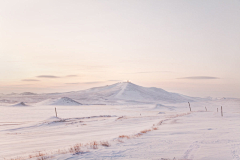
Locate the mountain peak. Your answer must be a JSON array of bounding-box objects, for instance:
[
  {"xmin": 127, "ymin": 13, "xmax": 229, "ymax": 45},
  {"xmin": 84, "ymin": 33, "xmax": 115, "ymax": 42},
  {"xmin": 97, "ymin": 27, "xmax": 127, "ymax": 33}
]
[{"xmin": 83, "ymin": 82, "xmax": 196, "ymax": 103}]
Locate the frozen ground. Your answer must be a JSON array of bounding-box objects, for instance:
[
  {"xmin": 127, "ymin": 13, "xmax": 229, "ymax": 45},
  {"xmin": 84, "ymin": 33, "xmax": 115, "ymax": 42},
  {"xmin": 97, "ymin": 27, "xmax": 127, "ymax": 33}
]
[
  {"xmin": 0, "ymin": 83, "xmax": 239, "ymax": 159},
  {"xmin": 0, "ymin": 99, "xmax": 240, "ymax": 160}
]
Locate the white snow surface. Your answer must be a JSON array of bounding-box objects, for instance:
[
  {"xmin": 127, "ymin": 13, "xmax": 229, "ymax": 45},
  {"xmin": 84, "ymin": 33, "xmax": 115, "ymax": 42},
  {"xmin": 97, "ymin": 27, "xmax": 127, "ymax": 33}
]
[
  {"xmin": 0, "ymin": 83, "xmax": 240, "ymax": 160},
  {"xmin": 0, "ymin": 99, "xmax": 239, "ymax": 160}
]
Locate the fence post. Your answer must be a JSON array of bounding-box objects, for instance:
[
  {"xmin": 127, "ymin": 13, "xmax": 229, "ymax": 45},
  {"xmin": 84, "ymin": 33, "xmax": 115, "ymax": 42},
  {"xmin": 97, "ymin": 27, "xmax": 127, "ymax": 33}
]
[
  {"xmin": 205, "ymin": 107, "xmax": 207, "ymax": 112},
  {"xmin": 55, "ymin": 107, "xmax": 58, "ymax": 117},
  {"xmin": 221, "ymin": 106, "xmax": 223, "ymax": 117},
  {"xmin": 188, "ymin": 102, "xmax": 191, "ymax": 112}
]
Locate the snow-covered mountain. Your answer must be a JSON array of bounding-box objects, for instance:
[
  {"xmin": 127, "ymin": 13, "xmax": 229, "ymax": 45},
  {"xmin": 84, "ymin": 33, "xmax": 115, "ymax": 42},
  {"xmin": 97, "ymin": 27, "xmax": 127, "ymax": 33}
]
[
  {"xmin": 0, "ymin": 82, "xmax": 203, "ymax": 105},
  {"xmin": 67, "ymin": 82, "xmax": 199, "ymax": 104}
]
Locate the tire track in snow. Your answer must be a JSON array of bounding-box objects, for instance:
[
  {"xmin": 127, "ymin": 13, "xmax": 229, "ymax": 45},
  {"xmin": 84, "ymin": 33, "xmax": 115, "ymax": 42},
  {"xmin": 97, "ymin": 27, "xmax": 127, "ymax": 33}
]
[
  {"xmin": 232, "ymin": 143, "xmax": 240, "ymax": 160},
  {"xmin": 182, "ymin": 142, "xmax": 200, "ymax": 160}
]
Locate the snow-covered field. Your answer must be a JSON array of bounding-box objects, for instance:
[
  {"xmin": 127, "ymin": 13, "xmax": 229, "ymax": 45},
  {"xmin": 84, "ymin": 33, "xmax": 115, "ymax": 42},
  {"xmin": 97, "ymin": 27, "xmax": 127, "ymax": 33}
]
[{"xmin": 0, "ymin": 83, "xmax": 239, "ymax": 160}]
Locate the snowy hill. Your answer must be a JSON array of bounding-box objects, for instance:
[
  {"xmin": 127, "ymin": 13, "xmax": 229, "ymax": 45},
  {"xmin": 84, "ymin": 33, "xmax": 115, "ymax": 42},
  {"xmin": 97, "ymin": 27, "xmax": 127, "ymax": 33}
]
[
  {"xmin": 11, "ymin": 102, "xmax": 28, "ymax": 106},
  {"xmin": 86, "ymin": 82, "xmax": 197, "ymax": 103},
  {"xmin": 70, "ymin": 82, "xmax": 199, "ymax": 104},
  {"xmin": 37, "ymin": 97, "xmax": 82, "ymax": 106}
]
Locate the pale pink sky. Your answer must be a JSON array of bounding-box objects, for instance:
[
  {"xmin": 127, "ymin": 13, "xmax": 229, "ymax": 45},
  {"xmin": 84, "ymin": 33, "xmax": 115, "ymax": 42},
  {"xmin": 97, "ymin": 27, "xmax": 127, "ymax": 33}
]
[{"xmin": 0, "ymin": 0, "xmax": 240, "ymax": 98}]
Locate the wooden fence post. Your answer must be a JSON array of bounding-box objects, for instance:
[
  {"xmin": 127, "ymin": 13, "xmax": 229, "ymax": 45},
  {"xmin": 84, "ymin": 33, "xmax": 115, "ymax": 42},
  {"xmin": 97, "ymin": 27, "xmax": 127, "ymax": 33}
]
[
  {"xmin": 55, "ymin": 107, "xmax": 57, "ymax": 117},
  {"xmin": 188, "ymin": 102, "xmax": 191, "ymax": 112},
  {"xmin": 221, "ymin": 106, "xmax": 223, "ymax": 117},
  {"xmin": 205, "ymin": 107, "xmax": 207, "ymax": 112}
]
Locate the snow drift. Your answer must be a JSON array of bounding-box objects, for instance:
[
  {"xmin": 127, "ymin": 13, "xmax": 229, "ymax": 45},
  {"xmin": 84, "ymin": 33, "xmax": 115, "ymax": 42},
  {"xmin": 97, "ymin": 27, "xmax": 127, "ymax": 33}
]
[
  {"xmin": 11, "ymin": 102, "xmax": 28, "ymax": 106},
  {"xmin": 154, "ymin": 104, "xmax": 176, "ymax": 111}
]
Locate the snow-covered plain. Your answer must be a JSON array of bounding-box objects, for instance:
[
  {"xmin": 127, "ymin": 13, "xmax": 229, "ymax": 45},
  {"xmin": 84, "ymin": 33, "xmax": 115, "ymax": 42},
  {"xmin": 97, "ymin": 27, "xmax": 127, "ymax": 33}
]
[{"xmin": 0, "ymin": 82, "xmax": 239, "ymax": 160}]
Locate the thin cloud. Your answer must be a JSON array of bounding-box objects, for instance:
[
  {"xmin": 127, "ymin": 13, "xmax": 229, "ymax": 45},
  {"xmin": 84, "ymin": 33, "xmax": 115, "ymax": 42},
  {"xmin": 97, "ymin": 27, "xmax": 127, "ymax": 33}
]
[
  {"xmin": 22, "ymin": 79, "xmax": 40, "ymax": 81},
  {"xmin": 1, "ymin": 84, "xmax": 34, "ymax": 87},
  {"xmin": 37, "ymin": 75, "xmax": 60, "ymax": 78},
  {"xmin": 178, "ymin": 76, "xmax": 220, "ymax": 80},
  {"xmin": 37, "ymin": 75, "xmax": 79, "ymax": 78}
]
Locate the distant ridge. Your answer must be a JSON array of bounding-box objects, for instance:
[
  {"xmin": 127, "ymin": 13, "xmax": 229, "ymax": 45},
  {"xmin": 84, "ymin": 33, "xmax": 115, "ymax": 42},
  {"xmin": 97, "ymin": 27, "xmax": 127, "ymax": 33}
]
[
  {"xmin": 20, "ymin": 92, "xmax": 37, "ymax": 95},
  {"xmin": 37, "ymin": 97, "xmax": 82, "ymax": 106}
]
